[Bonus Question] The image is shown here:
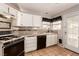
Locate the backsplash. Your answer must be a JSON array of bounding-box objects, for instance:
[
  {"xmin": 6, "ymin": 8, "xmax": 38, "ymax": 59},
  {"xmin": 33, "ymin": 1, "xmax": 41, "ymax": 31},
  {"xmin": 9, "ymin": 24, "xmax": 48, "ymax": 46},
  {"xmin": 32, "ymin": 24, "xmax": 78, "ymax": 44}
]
[{"xmin": 12, "ymin": 29, "xmax": 47, "ymax": 36}]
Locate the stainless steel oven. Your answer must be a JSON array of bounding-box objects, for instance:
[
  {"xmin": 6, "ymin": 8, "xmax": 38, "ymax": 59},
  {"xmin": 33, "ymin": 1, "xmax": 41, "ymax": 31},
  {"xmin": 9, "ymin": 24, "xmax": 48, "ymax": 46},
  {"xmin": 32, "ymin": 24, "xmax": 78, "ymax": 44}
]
[
  {"xmin": 2, "ymin": 37, "xmax": 24, "ymax": 56},
  {"xmin": 0, "ymin": 21, "xmax": 11, "ymax": 29}
]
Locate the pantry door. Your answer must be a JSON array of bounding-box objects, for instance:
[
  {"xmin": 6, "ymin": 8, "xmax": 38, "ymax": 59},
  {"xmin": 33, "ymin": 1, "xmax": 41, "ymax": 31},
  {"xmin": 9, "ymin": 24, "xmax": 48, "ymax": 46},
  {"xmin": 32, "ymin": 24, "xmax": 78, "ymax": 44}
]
[{"xmin": 65, "ymin": 14, "xmax": 79, "ymax": 53}]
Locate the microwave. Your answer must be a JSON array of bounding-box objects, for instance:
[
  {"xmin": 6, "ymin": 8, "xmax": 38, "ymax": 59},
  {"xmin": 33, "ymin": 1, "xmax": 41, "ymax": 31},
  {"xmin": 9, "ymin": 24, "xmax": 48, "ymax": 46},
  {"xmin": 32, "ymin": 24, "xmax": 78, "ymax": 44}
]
[{"xmin": 0, "ymin": 21, "xmax": 11, "ymax": 29}]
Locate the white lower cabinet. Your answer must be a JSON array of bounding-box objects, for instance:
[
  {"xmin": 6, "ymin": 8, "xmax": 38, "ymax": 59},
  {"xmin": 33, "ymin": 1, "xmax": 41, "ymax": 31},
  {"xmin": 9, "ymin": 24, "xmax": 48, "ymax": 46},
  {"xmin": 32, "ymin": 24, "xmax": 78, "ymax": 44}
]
[
  {"xmin": 25, "ymin": 34, "xmax": 57, "ymax": 53},
  {"xmin": 46, "ymin": 34, "xmax": 57, "ymax": 47},
  {"xmin": 25, "ymin": 36, "xmax": 37, "ymax": 52}
]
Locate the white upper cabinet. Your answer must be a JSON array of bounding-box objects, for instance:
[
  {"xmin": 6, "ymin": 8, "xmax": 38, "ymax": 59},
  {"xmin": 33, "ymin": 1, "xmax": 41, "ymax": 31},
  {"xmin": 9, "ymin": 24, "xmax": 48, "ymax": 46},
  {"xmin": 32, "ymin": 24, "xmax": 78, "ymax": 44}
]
[
  {"xmin": 10, "ymin": 8, "xmax": 42, "ymax": 27},
  {"xmin": 9, "ymin": 7, "xmax": 18, "ymax": 18},
  {"xmin": 32, "ymin": 15, "xmax": 42, "ymax": 27},
  {"xmin": 12, "ymin": 12, "xmax": 33, "ymax": 26},
  {"xmin": 13, "ymin": 12, "xmax": 42, "ymax": 27},
  {"xmin": 0, "ymin": 3, "xmax": 18, "ymax": 20},
  {"xmin": 0, "ymin": 3, "xmax": 8, "ymax": 13},
  {"xmin": 21, "ymin": 13, "xmax": 33, "ymax": 26},
  {"xmin": 12, "ymin": 11, "xmax": 20, "ymax": 26},
  {"xmin": 16, "ymin": 11, "xmax": 22, "ymax": 26},
  {"xmin": 20, "ymin": 14, "xmax": 42, "ymax": 27}
]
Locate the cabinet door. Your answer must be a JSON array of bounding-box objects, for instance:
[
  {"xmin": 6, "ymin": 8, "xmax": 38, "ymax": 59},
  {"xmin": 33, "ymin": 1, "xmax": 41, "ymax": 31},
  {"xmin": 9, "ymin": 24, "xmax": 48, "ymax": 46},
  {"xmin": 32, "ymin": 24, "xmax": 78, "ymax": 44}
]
[
  {"xmin": 12, "ymin": 11, "xmax": 20, "ymax": 27},
  {"xmin": 0, "ymin": 3, "xmax": 8, "ymax": 13},
  {"xmin": 46, "ymin": 35, "xmax": 53, "ymax": 47},
  {"xmin": 53, "ymin": 35, "xmax": 57, "ymax": 44},
  {"xmin": 12, "ymin": 12, "xmax": 33, "ymax": 26},
  {"xmin": 9, "ymin": 7, "xmax": 18, "ymax": 18},
  {"xmin": 46, "ymin": 34, "xmax": 57, "ymax": 47},
  {"xmin": 33, "ymin": 15, "xmax": 42, "ymax": 27},
  {"xmin": 21, "ymin": 13, "xmax": 33, "ymax": 26},
  {"xmin": 25, "ymin": 37, "xmax": 37, "ymax": 52}
]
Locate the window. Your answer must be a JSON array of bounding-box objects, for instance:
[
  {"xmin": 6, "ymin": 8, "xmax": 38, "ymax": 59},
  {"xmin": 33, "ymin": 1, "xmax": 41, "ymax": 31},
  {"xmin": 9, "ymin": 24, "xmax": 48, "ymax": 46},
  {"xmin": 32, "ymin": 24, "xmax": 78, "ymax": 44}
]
[
  {"xmin": 42, "ymin": 22, "xmax": 50, "ymax": 29},
  {"xmin": 52, "ymin": 21, "xmax": 62, "ymax": 30}
]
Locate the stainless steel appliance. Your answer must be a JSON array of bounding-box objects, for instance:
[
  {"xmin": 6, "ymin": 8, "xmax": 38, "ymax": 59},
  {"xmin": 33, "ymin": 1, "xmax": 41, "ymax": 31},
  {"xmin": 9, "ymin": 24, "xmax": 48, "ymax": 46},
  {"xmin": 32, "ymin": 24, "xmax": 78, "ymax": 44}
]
[
  {"xmin": 0, "ymin": 21, "xmax": 11, "ymax": 29},
  {"xmin": 0, "ymin": 31, "xmax": 24, "ymax": 56}
]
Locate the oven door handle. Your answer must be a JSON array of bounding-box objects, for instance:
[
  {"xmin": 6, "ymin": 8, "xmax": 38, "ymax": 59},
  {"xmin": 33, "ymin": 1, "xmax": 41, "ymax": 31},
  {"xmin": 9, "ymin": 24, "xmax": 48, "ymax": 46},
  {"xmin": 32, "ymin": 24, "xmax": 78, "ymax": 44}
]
[{"xmin": 3, "ymin": 40, "xmax": 24, "ymax": 49}]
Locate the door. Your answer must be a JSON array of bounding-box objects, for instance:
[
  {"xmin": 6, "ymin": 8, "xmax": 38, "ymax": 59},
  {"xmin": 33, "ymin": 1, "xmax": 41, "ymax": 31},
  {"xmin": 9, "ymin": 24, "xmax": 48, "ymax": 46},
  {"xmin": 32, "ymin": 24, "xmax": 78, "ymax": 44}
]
[
  {"xmin": 37, "ymin": 35, "xmax": 46, "ymax": 50},
  {"xmin": 64, "ymin": 13, "xmax": 79, "ymax": 53}
]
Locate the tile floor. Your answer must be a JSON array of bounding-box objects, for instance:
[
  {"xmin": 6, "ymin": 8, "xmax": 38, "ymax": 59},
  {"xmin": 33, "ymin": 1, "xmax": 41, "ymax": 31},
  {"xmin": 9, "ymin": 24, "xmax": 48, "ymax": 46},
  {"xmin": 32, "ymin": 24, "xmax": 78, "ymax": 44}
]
[{"xmin": 25, "ymin": 45, "xmax": 79, "ymax": 56}]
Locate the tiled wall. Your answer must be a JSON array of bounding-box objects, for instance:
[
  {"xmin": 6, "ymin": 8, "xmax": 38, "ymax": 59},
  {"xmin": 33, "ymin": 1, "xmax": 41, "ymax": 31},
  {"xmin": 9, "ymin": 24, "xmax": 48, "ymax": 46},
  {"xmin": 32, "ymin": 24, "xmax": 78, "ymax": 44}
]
[{"xmin": 12, "ymin": 29, "xmax": 47, "ymax": 36}]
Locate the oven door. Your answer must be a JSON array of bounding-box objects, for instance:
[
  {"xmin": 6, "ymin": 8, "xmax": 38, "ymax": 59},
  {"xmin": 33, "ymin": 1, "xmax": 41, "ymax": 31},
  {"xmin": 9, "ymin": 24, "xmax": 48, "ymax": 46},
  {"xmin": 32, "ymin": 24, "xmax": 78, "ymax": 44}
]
[{"xmin": 3, "ymin": 39, "xmax": 24, "ymax": 56}]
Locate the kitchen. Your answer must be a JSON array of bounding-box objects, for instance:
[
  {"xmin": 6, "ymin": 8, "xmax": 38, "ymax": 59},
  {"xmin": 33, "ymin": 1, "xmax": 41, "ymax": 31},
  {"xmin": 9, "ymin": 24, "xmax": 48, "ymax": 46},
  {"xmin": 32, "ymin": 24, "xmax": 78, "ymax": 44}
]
[{"xmin": 0, "ymin": 3, "xmax": 79, "ymax": 56}]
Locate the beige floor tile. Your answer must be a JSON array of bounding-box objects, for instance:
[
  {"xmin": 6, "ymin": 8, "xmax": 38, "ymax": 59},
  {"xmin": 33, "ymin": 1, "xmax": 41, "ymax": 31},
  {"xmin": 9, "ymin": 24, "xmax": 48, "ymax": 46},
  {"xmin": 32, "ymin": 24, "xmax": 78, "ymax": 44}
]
[{"xmin": 25, "ymin": 45, "xmax": 79, "ymax": 56}]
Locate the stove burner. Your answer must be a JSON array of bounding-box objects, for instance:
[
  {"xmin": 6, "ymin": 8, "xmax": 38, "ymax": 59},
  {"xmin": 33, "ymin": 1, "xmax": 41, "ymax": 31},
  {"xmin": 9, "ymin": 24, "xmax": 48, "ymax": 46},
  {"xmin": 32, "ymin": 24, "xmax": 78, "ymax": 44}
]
[
  {"xmin": 11, "ymin": 35, "xmax": 18, "ymax": 38},
  {"xmin": 0, "ymin": 35, "xmax": 19, "ymax": 41},
  {"xmin": 0, "ymin": 37, "xmax": 9, "ymax": 41}
]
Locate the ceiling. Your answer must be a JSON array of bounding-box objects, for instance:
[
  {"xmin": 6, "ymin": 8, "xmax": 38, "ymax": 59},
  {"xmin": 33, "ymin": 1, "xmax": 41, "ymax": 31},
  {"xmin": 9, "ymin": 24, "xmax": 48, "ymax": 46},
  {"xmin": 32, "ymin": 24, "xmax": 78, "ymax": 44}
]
[{"xmin": 17, "ymin": 3, "xmax": 78, "ymax": 18}]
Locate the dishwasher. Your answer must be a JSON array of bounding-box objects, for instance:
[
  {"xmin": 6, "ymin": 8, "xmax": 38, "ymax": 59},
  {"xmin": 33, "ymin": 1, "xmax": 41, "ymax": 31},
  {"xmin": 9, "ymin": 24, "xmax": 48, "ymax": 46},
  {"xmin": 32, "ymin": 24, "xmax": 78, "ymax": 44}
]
[{"xmin": 37, "ymin": 35, "xmax": 46, "ymax": 50}]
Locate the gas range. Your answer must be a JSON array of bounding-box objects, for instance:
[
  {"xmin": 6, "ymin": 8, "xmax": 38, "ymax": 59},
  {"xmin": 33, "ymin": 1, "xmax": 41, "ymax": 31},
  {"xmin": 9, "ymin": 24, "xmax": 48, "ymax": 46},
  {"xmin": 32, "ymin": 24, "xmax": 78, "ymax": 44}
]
[
  {"xmin": 0, "ymin": 35, "xmax": 18, "ymax": 40},
  {"xmin": 0, "ymin": 31, "xmax": 24, "ymax": 44},
  {"xmin": 0, "ymin": 31, "xmax": 24, "ymax": 56}
]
